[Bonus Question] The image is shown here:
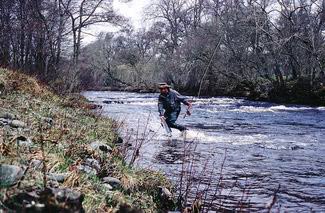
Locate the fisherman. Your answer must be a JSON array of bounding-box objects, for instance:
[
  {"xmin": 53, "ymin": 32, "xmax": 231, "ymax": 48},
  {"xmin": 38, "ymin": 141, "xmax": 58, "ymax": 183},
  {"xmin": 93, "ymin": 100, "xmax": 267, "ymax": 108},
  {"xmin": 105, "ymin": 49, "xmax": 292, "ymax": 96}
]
[{"xmin": 158, "ymin": 83, "xmax": 192, "ymax": 132}]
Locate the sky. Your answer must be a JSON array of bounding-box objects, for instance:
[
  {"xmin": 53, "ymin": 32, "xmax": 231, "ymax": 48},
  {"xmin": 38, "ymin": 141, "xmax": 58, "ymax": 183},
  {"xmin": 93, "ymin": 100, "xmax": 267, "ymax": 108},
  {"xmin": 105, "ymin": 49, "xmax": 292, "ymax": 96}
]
[{"xmin": 83, "ymin": 0, "xmax": 150, "ymax": 44}]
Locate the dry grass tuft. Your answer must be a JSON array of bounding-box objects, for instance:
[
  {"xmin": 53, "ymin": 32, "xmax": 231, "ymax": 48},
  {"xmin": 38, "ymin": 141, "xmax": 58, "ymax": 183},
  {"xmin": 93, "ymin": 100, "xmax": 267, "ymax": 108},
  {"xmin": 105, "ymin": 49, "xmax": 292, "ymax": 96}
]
[
  {"xmin": 121, "ymin": 173, "xmax": 139, "ymax": 191},
  {"xmin": 0, "ymin": 68, "xmax": 53, "ymax": 97},
  {"xmin": 64, "ymin": 171, "xmax": 81, "ymax": 188}
]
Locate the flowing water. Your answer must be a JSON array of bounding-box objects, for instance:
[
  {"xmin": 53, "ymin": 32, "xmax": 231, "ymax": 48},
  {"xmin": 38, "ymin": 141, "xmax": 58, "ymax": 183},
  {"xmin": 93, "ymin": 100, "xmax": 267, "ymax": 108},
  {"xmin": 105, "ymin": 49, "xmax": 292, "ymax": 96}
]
[{"xmin": 83, "ymin": 91, "xmax": 325, "ymax": 212}]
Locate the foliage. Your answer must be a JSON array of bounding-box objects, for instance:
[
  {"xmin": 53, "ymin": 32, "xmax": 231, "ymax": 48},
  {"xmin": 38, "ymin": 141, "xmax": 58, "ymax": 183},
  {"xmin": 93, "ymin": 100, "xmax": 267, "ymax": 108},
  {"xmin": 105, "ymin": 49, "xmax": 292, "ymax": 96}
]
[{"xmin": 80, "ymin": 0, "xmax": 325, "ymax": 104}]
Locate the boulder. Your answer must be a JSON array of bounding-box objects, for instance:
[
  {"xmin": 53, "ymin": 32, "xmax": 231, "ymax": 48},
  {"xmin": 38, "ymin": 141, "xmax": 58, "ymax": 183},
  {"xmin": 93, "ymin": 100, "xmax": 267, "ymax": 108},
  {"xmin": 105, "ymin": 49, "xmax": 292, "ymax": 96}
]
[{"xmin": 0, "ymin": 164, "xmax": 24, "ymax": 187}]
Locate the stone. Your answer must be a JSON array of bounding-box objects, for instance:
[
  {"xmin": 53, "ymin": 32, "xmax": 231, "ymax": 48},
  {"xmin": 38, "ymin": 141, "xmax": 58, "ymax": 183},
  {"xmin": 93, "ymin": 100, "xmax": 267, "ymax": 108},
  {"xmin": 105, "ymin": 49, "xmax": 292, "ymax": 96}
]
[
  {"xmin": 159, "ymin": 187, "xmax": 173, "ymax": 200},
  {"xmin": 42, "ymin": 117, "xmax": 54, "ymax": 125},
  {"xmin": 103, "ymin": 183, "xmax": 113, "ymax": 191},
  {"xmin": 3, "ymin": 188, "xmax": 84, "ymax": 212},
  {"xmin": 77, "ymin": 165, "xmax": 97, "ymax": 176},
  {"xmin": 158, "ymin": 187, "xmax": 174, "ymax": 209},
  {"xmin": 103, "ymin": 100, "xmax": 112, "ymax": 104},
  {"xmin": 291, "ymin": 145, "xmax": 304, "ymax": 150},
  {"xmin": 89, "ymin": 141, "xmax": 112, "ymax": 153},
  {"xmin": 114, "ymin": 136, "xmax": 123, "ymax": 144},
  {"xmin": 51, "ymin": 188, "xmax": 83, "ymax": 202},
  {"xmin": 16, "ymin": 136, "xmax": 33, "ymax": 147},
  {"xmin": 47, "ymin": 180, "xmax": 60, "ymax": 188},
  {"xmin": 0, "ymin": 118, "xmax": 10, "ymax": 126},
  {"xmin": 47, "ymin": 173, "xmax": 68, "ymax": 183},
  {"xmin": 30, "ymin": 159, "xmax": 43, "ymax": 170},
  {"xmin": 0, "ymin": 112, "xmax": 15, "ymax": 120},
  {"xmin": 102, "ymin": 177, "xmax": 121, "ymax": 189},
  {"xmin": 118, "ymin": 204, "xmax": 142, "ymax": 212},
  {"xmin": 84, "ymin": 158, "xmax": 101, "ymax": 171},
  {"xmin": 0, "ymin": 82, "xmax": 5, "ymax": 96},
  {"xmin": 0, "ymin": 164, "xmax": 24, "ymax": 187},
  {"xmin": 10, "ymin": 120, "xmax": 26, "ymax": 128}
]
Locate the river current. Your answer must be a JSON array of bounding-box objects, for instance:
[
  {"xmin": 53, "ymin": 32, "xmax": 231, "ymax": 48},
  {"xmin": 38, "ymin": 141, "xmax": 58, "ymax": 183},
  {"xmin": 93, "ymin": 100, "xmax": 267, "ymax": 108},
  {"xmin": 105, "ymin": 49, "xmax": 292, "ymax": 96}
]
[{"xmin": 83, "ymin": 91, "xmax": 325, "ymax": 212}]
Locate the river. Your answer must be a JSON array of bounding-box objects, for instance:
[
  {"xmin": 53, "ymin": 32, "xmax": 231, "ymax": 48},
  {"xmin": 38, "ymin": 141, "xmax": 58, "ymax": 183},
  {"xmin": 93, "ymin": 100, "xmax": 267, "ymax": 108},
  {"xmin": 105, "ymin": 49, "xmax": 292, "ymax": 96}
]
[{"xmin": 83, "ymin": 91, "xmax": 325, "ymax": 212}]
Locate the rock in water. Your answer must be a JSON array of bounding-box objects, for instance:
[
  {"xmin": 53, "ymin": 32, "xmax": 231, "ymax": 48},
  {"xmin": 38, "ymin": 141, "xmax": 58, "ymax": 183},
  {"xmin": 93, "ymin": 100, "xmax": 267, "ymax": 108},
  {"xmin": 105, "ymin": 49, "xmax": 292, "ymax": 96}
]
[
  {"xmin": 114, "ymin": 137, "xmax": 123, "ymax": 144},
  {"xmin": 0, "ymin": 164, "xmax": 24, "ymax": 187}
]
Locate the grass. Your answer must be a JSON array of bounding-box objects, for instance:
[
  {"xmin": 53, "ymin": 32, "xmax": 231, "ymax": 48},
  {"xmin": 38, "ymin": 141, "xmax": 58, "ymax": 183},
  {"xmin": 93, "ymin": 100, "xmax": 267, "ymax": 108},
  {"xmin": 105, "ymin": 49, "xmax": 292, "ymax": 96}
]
[{"xmin": 0, "ymin": 68, "xmax": 172, "ymax": 212}]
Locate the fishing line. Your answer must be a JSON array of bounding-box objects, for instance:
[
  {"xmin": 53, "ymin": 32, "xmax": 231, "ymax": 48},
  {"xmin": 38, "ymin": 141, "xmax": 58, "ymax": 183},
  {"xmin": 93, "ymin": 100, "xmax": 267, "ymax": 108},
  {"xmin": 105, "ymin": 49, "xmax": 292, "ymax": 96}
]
[{"xmin": 183, "ymin": 37, "xmax": 223, "ymax": 119}]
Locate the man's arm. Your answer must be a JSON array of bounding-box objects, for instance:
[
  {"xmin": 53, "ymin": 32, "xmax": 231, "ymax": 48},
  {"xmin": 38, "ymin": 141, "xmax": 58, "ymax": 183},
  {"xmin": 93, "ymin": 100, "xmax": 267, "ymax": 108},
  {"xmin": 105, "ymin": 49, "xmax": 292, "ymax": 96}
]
[{"xmin": 173, "ymin": 90, "xmax": 191, "ymax": 106}]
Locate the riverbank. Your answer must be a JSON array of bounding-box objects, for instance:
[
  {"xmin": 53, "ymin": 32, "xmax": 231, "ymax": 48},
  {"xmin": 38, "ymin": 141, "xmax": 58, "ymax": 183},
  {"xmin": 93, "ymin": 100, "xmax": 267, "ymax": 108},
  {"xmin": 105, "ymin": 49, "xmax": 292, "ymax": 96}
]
[{"xmin": 0, "ymin": 68, "xmax": 173, "ymax": 212}]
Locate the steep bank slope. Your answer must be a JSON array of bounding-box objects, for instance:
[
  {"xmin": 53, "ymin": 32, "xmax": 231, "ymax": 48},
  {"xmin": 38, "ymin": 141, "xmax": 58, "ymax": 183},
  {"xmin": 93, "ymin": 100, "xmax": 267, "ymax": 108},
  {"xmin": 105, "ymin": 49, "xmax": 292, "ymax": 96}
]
[{"xmin": 0, "ymin": 68, "xmax": 172, "ymax": 212}]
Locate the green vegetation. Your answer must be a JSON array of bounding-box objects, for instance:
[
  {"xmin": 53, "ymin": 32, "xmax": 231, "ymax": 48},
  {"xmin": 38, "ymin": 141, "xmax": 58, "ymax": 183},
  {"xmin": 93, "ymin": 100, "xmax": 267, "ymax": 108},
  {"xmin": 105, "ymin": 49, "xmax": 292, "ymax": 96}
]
[{"xmin": 0, "ymin": 68, "xmax": 172, "ymax": 212}]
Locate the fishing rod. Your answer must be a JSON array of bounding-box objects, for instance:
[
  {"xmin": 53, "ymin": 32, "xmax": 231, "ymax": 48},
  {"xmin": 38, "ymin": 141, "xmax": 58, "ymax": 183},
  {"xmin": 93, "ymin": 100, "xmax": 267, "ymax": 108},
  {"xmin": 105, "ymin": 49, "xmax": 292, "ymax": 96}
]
[
  {"xmin": 183, "ymin": 37, "xmax": 222, "ymax": 119},
  {"xmin": 197, "ymin": 37, "xmax": 222, "ymax": 98}
]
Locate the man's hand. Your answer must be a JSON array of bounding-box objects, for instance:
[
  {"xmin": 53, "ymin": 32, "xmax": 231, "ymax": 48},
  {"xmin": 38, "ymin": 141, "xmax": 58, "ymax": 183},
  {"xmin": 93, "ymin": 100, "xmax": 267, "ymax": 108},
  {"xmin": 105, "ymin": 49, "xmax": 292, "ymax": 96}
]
[{"xmin": 160, "ymin": 116, "xmax": 165, "ymax": 121}]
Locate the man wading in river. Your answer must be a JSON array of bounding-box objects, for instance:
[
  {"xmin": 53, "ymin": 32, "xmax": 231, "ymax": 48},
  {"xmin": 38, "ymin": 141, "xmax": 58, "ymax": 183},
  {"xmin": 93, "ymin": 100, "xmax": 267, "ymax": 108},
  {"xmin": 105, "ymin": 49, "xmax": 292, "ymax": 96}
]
[{"xmin": 158, "ymin": 83, "xmax": 192, "ymax": 133}]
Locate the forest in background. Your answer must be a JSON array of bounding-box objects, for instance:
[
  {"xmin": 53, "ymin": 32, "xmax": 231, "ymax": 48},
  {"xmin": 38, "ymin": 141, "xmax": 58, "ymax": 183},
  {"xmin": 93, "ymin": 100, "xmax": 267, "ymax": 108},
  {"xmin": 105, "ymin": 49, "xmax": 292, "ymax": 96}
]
[{"xmin": 1, "ymin": 0, "xmax": 325, "ymax": 105}]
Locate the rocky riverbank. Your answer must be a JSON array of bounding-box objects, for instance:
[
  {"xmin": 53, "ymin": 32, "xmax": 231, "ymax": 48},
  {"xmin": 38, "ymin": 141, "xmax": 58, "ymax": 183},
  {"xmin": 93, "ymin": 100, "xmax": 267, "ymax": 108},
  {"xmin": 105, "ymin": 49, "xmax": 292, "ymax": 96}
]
[{"xmin": 0, "ymin": 68, "xmax": 173, "ymax": 212}]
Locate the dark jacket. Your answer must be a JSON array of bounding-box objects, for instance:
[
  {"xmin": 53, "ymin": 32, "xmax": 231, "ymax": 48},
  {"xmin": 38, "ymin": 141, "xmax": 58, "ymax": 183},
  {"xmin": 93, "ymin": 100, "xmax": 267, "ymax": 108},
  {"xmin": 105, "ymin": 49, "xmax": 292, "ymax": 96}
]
[{"xmin": 158, "ymin": 89, "xmax": 189, "ymax": 116}]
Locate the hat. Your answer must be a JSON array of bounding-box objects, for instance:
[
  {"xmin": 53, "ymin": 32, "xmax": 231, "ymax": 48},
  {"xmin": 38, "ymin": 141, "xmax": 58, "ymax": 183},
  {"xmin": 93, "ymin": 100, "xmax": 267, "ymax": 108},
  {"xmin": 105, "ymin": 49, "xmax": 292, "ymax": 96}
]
[{"xmin": 158, "ymin": 83, "xmax": 171, "ymax": 89}]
